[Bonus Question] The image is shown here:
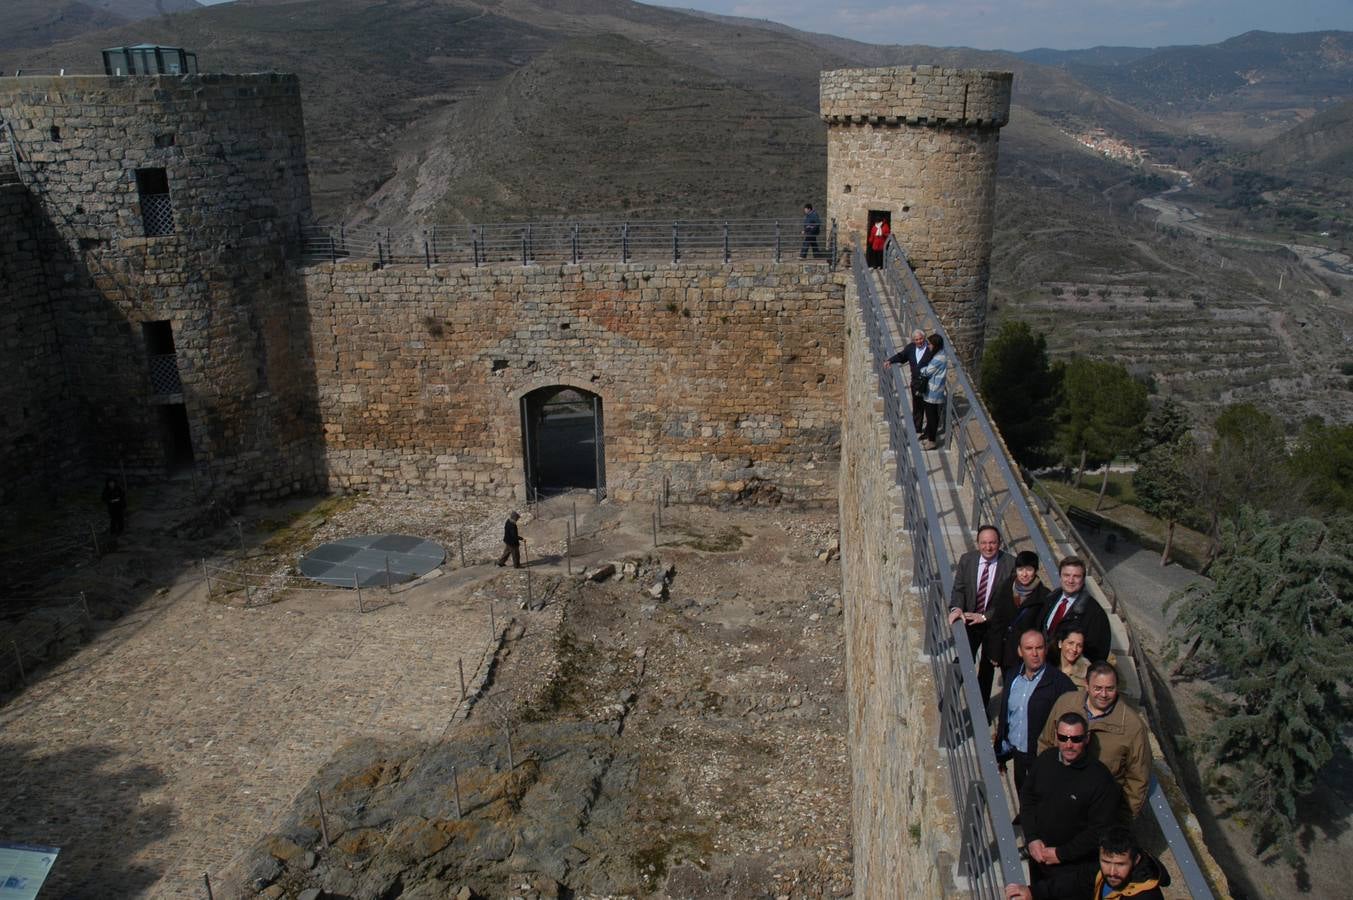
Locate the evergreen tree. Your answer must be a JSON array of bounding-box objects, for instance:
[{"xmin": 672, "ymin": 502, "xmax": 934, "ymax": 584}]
[
  {"xmin": 1133, "ymin": 435, "xmax": 1197, "ymax": 564},
  {"xmin": 1167, "ymin": 507, "xmax": 1353, "ymax": 865},
  {"xmin": 979, "ymin": 321, "xmax": 1061, "ymax": 466},
  {"xmin": 1054, "ymin": 358, "xmax": 1148, "ymax": 502},
  {"xmin": 1289, "ymin": 418, "xmax": 1353, "ymax": 514},
  {"xmin": 1138, "ymin": 397, "xmax": 1191, "ymax": 453}
]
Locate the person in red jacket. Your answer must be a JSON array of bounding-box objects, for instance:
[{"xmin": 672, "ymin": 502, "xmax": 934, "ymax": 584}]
[{"xmin": 866, "ymin": 216, "xmax": 890, "ymax": 268}]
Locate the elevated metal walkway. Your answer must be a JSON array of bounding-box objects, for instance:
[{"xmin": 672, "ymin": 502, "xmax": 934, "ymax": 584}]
[{"xmin": 852, "ymin": 237, "xmax": 1217, "ymax": 898}]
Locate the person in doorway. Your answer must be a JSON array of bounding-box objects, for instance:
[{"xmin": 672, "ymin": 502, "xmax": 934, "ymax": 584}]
[
  {"xmin": 884, "ymin": 329, "xmax": 934, "ymax": 433},
  {"xmin": 800, "ymin": 203, "xmax": 822, "ymax": 259},
  {"xmin": 866, "ymin": 216, "xmax": 890, "ymax": 268},
  {"xmin": 102, "ymin": 477, "xmax": 126, "ymax": 536},
  {"xmin": 918, "ymin": 333, "xmax": 947, "ymax": 449},
  {"xmin": 496, "ymin": 511, "xmax": 525, "ymax": 568}
]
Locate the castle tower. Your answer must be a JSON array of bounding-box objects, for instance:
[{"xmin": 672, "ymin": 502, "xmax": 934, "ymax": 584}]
[
  {"xmin": 0, "ymin": 71, "xmax": 321, "ymax": 500},
  {"xmin": 821, "ymin": 66, "xmax": 1012, "ymax": 366}
]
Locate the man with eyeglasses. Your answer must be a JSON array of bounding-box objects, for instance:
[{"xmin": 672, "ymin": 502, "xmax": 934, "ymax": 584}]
[
  {"xmin": 1037, "ymin": 662, "xmax": 1152, "ymax": 818},
  {"xmin": 1018, "ymin": 711, "xmax": 1121, "ymax": 889}
]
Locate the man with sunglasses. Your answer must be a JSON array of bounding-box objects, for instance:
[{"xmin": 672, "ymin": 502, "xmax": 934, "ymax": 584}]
[{"xmin": 1019, "ymin": 712, "xmax": 1121, "ymax": 888}]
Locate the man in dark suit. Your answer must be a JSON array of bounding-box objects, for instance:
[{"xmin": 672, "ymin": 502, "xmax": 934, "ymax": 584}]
[
  {"xmin": 884, "ymin": 329, "xmax": 934, "ymax": 433},
  {"xmin": 948, "ymin": 524, "xmax": 1015, "ymax": 700},
  {"xmin": 995, "ymin": 628, "xmax": 1077, "ymax": 792},
  {"xmin": 1042, "ymin": 556, "xmax": 1112, "ymax": 664}
]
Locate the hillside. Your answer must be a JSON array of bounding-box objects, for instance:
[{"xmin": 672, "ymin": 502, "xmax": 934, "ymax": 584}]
[
  {"xmin": 0, "ymin": 0, "xmax": 200, "ymax": 52},
  {"xmin": 1256, "ymin": 95, "xmax": 1353, "ymax": 177}
]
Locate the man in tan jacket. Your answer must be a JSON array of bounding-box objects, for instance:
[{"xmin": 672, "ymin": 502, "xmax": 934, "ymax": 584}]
[{"xmin": 1037, "ymin": 661, "xmax": 1152, "ymax": 818}]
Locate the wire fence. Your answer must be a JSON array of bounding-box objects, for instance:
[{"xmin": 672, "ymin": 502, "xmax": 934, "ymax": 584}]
[
  {"xmin": 0, "ymin": 592, "xmax": 93, "ymax": 691},
  {"xmin": 300, "ymin": 218, "xmax": 838, "ymax": 269}
]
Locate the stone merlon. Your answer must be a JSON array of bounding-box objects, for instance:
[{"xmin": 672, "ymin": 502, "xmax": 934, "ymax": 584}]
[{"xmin": 819, "ymin": 66, "xmax": 1013, "ymax": 127}]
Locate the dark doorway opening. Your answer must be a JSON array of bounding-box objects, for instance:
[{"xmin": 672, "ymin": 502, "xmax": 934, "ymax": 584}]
[
  {"xmin": 157, "ymin": 403, "xmax": 195, "ymax": 470},
  {"xmin": 521, "ymin": 386, "xmax": 605, "ymax": 500}
]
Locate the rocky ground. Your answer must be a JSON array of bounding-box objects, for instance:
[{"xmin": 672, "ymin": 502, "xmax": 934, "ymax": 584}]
[
  {"xmin": 1, "ymin": 483, "xmax": 850, "ymax": 899},
  {"xmin": 219, "ymin": 494, "xmax": 851, "ymax": 899}
]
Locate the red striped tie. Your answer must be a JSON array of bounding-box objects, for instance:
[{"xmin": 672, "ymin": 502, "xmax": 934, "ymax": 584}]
[{"xmin": 975, "ymin": 560, "xmax": 992, "ymax": 614}]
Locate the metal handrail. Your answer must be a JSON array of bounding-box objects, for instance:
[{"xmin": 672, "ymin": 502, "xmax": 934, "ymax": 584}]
[
  {"xmin": 873, "ymin": 238, "xmax": 1216, "ymax": 899},
  {"xmin": 300, "ymin": 218, "xmax": 839, "ymax": 269},
  {"xmin": 853, "ymin": 244, "xmax": 1025, "ymax": 895}
]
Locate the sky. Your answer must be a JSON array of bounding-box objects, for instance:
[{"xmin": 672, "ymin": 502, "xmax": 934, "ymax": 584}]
[{"xmin": 194, "ymin": 1, "xmax": 1353, "ymax": 52}]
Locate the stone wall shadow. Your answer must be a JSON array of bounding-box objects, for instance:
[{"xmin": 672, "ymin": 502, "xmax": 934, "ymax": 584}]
[{"xmin": 0, "ymin": 741, "xmax": 171, "ymax": 895}]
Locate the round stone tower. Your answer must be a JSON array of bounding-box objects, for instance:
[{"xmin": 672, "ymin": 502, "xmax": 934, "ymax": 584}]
[{"xmin": 821, "ymin": 65, "xmax": 1012, "ymax": 366}]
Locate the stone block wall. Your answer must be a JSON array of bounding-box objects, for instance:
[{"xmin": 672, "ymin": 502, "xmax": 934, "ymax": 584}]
[
  {"xmin": 0, "ymin": 184, "xmax": 85, "ymax": 503},
  {"xmin": 0, "ymin": 75, "xmax": 322, "ymax": 500},
  {"xmin": 839, "ymin": 283, "xmax": 960, "ymax": 895},
  {"xmin": 302, "ymin": 261, "xmax": 846, "ymax": 504},
  {"xmin": 822, "ymin": 66, "xmax": 1011, "ymax": 367}
]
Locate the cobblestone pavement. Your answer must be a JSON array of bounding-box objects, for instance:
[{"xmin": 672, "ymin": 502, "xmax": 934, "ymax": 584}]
[{"xmin": 0, "ymin": 569, "xmax": 495, "ymax": 898}]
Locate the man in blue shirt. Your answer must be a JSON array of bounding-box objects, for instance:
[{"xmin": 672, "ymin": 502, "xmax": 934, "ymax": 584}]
[{"xmin": 995, "ymin": 627, "xmax": 1076, "ymax": 791}]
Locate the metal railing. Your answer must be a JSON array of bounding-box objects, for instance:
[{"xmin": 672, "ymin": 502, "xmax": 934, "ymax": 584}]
[
  {"xmin": 300, "ymin": 218, "xmax": 838, "ymax": 269},
  {"xmin": 870, "ymin": 237, "xmax": 1216, "ymax": 898},
  {"xmin": 853, "ymin": 244, "xmax": 1024, "ymax": 895}
]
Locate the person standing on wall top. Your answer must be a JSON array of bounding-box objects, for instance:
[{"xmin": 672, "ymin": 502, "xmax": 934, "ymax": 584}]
[
  {"xmin": 995, "ymin": 628, "xmax": 1076, "ymax": 792},
  {"xmin": 800, "ymin": 203, "xmax": 822, "ymax": 259},
  {"xmin": 918, "ymin": 333, "xmax": 947, "ymax": 449},
  {"xmin": 866, "ymin": 216, "xmax": 890, "ymax": 268},
  {"xmin": 102, "ymin": 476, "xmax": 126, "ymax": 537},
  {"xmin": 948, "ymin": 524, "xmax": 1015, "ymax": 701},
  {"xmin": 984, "ymin": 549, "xmax": 1051, "ymax": 694},
  {"xmin": 1042, "ymin": 556, "xmax": 1112, "ymax": 664},
  {"xmin": 496, "ymin": 511, "xmax": 525, "ymax": 568},
  {"xmin": 884, "ymin": 329, "xmax": 934, "ymax": 434}
]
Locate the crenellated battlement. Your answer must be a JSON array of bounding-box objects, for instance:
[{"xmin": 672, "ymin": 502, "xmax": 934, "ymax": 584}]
[{"xmin": 819, "ymin": 65, "xmax": 1012, "ymax": 127}]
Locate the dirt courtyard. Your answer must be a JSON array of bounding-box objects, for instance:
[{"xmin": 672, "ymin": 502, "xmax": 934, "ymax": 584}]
[{"xmin": 0, "ymin": 490, "xmax": 850, "ymax": 898}]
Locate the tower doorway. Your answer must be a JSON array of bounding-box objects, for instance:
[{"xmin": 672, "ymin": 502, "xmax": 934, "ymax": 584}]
[{"xmin": 521, "ymin": 386, "xmax": 605, "ymax": 500}]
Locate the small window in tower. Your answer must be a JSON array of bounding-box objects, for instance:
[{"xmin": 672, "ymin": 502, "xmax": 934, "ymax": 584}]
[
  {"xmin": 155, "ymin": 133, "xmax": 176, "ymax": 148},
  {"xmin": 143, "ymin": 320, "xmax": 183, "ymax": 395},
  {"xmin": 49, "ymin": 125, "xmax": 61, "ymax": 141},
  {"xmin": 136, "ymin": 167, "xmax": 174, "ymax": 237}
]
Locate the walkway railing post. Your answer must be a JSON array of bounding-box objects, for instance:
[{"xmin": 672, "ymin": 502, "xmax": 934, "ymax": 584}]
[
  {"xmin": 572, "ymin": 223, "xmax": 579, "ymax": 264},
  {"xmin": 672, "ymin": 222, "xmax": 679, "ymax": 263},
  {"xmin": 473, "ymin": 228, "xmax": 481, "ymax": 267},
  {"xmin": 622, "ymin": 223, "xmax": 630, "ymax": 263},
  {"xmin": 329, "ymin": 226, "xmax": 337, "ymax": 263},
  {"xmin": 424, "ymin": 232, "xmax": 431, "ymax": 269},
  {"xmin": 775, "ymin": 219, "xmax": 781, "ymax": 262},
  {"xmin": 723, "ymin": 221, "xmax": 730, "ymax": 263}
]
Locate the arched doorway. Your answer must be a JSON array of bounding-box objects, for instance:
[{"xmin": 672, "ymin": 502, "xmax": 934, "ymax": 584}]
[{"xmin": 520, "ymin": 386, "xmax": 605, "ymax": 500}]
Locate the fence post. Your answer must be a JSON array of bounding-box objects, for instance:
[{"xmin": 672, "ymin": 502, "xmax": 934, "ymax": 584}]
[
  {"xmin": 354, "ymin": 573, "xmax": 363, "ymax": 614},
  {"xmin": 572, "ymin": 223, "xmax": 579, "ymax": 264},
  {"xmin": 203, "ymin": 872, "xmax": 214, "ymax": 900},
  {"xmin": 521, "ymin": 232, "xmax": 528, "ymax": 267},
  {"xmin": 672, "ymin": 222, "xmax": 679, "ymax": 263},
  {"xmin": 829, "ymin": 219, "xmax": 838, "ymax": 270},
  {"xmin": 11, "ymin": 641, "xmax": 26, "ymax": 684},
  {"xmin": 723, "ymin": 221, "xmax": 730, "ymax": 263},
  {"xmin": 622, "ymin": 223, "xmax": 630, "ymax": 263},
  {"xmin": 652, "ymin": 511, "xmax": 659, "ymax": 548},
  {"xmin": 458, "ymin": 657, "xmax": 467, "ymax": 700},
  {"xmin": 316, "ymin": 789, "xmax": 331, "ymax": 848},
  {"xmin": 431, "ymin": 224, "xmax": 438, "ymax": 264},
  {"xmin": 489, "ymin": 598, "xmax": 496, "ymax": 640},
  {"xmin": 377, "ymin": 237, "xmax": 385, "ymax": 268},
  {"xmin": 572, "ymin": 499, "xmax": 578, "ymax": 535},
  {"xmin": 459, "ymin": 531, "xmax": 466, "ymax": 567},
  {"xmin": 566, "ymin": 531, "xmax": 572, "ymax": 576},
  {"xmin": 202, "ymin": 559, "xmax": 213, "ymax": 598},
  {"xmin": 424, "ymin": 233, "xmax": 431, "ymax": 269},
  {"xmin": 775, "ymin": 219, "xmax": 781, "ymax": 262},
  {"xmin": 386, "ymin": 554, "xmax": 393, "ymax": 594}
]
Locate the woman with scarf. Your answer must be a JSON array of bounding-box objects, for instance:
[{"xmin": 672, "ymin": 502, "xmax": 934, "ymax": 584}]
[{"xmin": 983, "ymin": 550, "xmax": 1051, "ymax": 685}]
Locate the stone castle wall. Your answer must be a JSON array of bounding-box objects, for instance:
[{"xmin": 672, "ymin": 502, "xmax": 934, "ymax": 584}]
[
  {"xmin": 0, "ymin": 75, "xmax": 322, "ymax": 500},
  {"xmin": 822, "ymin": 66, "xmax": 1011, "ymax": 366},
  {"xmin": 303, "ymin": 261, "xmax": 845, "ymax": 504},
  {"xmin": 0, "ymin": 183, "xmax": 86, "ymax": 502},
  {"xmin": 839, "ymin": 278, "xmax": 960, "ymax": 895}
]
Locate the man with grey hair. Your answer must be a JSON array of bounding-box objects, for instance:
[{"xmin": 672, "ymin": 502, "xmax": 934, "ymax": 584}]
[
  {"xmin": 884, "ymin": 328, "xmax": 933, "ymax": 433},
  {"xmin": 496, "ymin": 511, "xmax": 526, "ymax": 568}
]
